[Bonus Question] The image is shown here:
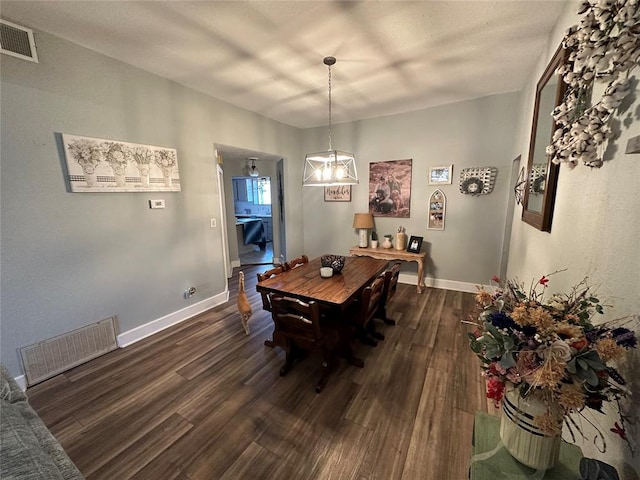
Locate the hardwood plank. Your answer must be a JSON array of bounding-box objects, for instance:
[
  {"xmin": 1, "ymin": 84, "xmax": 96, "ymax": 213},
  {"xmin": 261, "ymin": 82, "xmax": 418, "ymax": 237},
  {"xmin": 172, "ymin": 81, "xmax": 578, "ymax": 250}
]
[{"xmin": 26, "ymin": 266, "xmax": 483, "ymax": 480}]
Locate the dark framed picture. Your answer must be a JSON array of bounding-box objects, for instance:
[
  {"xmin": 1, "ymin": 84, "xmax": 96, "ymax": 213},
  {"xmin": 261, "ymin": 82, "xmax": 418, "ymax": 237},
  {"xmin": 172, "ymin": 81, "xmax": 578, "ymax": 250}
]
[{"xmin": 407, "ymin": 236, "xmax": 423, "ymax": 253}]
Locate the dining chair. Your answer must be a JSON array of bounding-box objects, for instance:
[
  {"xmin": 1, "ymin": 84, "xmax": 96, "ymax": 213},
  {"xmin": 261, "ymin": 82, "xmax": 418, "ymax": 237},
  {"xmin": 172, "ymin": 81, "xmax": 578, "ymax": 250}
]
[
  {"xmin": 378, "ymin": 262, "xmax": 401, "ymax": 325},
  {"xmin": 285, "ymin": 254, "xmax": 309, "ymax": 270},
  {"xmin": 270, "ymin": 295, "xmax": 339, "ymax": 393},
  {"xmin": 349, "ymin": 275, "xmax": 386, "ymax": 347},
  {"xmin": 256, "ymin": 265, "xmax": 287, "ymax": 312}
]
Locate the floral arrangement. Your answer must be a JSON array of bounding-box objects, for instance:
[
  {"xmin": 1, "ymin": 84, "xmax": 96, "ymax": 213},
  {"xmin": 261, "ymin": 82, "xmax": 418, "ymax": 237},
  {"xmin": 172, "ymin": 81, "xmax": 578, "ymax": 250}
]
[
  {"xmin": 547, "ymin": 0, "xmax": 639, "ymax": 168},
  {"xmin": 155, "ymin": 149, "xmax": 177, "ymax": 168},
  {"xmin": 66, "ymin": 138, "xmax": 102, "ymax": 170},
  {"xmin": 467, "ymin": 273, "xmax": 637, "ymax": 451},
  {"xmin": 101, "ymin": 141, "xmax": 130, "ymax": 167}
]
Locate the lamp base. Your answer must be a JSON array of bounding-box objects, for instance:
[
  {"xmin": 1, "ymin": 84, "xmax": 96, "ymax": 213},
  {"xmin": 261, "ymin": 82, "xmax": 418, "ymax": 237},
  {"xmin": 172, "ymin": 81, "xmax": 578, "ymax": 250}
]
[{"xmin": 358, "ymin": 229, "xmax": 369, "ymax": 248}]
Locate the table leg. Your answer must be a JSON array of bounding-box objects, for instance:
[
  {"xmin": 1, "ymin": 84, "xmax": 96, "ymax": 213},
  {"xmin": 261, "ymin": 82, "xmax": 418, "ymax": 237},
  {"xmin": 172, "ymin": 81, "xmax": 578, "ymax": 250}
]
[{"xmin": 416, "ymin": 259, "xmax": 425, "ymax": 294}]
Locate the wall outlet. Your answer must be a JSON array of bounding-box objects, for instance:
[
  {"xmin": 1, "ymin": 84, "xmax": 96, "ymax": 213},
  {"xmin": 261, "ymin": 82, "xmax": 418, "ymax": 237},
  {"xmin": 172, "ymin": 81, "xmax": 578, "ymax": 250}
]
[{"xmin": 149, "ymin": 199, "xmax": 165, "ymax": 209}]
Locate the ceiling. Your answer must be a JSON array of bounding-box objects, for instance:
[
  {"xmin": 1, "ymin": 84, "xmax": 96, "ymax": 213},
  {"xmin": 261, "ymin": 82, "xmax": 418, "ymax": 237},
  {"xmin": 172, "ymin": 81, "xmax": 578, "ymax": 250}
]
[{"xmin": 2, "ymin": 0, "xmax": 568, "ymax": 132}]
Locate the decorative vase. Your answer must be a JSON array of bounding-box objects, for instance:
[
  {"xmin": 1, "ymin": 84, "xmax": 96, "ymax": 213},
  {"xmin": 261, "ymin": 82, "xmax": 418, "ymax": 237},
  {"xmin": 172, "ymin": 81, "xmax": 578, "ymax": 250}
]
[
  {"xmin": 395, "ymin": 232, "xmax": 407, "ymax": 250},
  {"xmin": 161, "ymin": 166, "xmax": 173, "ymax": 186},
  {"xmin": 500, "ymin": 388, "xmax": 561, "ymax": 470},
  {"xmin": 137, "ymin": 164, "xmax": 150, "ymax": 187},
  {"xmin": 82, "ymin": 166, "xmax": 97, "ymax": 188},
  {"xmin": 382, "ymin": 237, "xmax": 392, "ymax": 249}
]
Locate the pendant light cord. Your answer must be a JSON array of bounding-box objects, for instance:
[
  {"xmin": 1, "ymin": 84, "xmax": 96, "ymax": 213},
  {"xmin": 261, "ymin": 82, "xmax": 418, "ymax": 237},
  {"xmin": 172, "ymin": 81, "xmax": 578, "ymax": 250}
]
[{"xmin": 327, "ymin": 61, "xmax": 332, "ymax": 151}]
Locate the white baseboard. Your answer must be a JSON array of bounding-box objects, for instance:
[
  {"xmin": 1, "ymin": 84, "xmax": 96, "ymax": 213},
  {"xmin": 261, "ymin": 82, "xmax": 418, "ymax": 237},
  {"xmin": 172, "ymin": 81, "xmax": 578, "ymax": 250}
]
[
  {"xmin": 398, "ymin": 273, "xmax": 481, "ymax": 294},
  {"xmin": 117, "ymin": 289, "xmax": 229, "ymax": 348}
]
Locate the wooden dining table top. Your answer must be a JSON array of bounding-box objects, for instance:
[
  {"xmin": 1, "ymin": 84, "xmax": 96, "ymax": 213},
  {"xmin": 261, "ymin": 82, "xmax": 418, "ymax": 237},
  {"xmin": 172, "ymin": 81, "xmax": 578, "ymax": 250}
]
[{"xmin": 256, "ymin": 256, "xmax": 389, "ymax": 309}]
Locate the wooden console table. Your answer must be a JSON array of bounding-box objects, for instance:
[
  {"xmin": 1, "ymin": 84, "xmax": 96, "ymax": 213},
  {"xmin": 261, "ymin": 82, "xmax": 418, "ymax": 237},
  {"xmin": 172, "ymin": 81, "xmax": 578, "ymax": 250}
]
[{"xmin": 349, "ymin": 246, "xmax": 426, "ymax": 293}]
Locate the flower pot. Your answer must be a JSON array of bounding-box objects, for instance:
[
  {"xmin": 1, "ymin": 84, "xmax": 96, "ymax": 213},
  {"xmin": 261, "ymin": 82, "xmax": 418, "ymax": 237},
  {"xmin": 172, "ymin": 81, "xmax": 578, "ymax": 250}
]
[
  {"xmin": 370, "ymin": 240, "xmax": 379, "ymax": 248},
  {"xmin": 500, "ymin": 388, "xmax": 561, "ymax": 470}
]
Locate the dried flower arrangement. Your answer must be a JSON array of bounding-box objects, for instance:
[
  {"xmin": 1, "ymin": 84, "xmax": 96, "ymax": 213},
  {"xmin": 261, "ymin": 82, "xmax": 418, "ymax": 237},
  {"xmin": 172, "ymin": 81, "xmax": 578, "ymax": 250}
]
[{"xmin": 467, "ymin": 273, "xmax": 638, "ymax": 452}]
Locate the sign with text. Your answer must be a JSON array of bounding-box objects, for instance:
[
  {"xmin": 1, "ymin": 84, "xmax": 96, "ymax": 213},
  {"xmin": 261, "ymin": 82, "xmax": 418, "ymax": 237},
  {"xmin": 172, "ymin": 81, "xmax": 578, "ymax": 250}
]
[{"xmin": 324, "ymin": 185, "xmax": 352, "ymax": 202}]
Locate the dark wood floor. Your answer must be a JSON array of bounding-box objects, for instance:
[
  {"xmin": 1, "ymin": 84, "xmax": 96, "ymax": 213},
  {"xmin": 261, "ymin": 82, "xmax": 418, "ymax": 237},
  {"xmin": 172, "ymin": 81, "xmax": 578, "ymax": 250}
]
[{"xmin": 27, "ymin": 265, "xmax": 490, "ymax": 480}]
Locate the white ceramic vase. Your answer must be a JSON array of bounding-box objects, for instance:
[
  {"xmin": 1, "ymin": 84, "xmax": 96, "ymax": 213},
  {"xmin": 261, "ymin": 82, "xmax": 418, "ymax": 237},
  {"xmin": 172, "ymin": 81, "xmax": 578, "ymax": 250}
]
[{"xmin": 500, "ymin": 388, "xmax": 561, "ymax": 470}]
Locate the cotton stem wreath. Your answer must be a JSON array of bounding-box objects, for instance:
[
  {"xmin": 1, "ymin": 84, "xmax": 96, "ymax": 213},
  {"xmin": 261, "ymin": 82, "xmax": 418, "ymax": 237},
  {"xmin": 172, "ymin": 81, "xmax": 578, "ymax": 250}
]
[{"xmin": 547, "ymin": 0, "xmax": 640, "ymax": 168}]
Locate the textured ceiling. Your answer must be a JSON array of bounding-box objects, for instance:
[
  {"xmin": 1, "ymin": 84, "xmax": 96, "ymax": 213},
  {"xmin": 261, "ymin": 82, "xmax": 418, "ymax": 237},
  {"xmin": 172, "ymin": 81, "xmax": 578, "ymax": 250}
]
[{"xmin": 1, "ymin": 0, "xmax": 568, "ymax": 131}]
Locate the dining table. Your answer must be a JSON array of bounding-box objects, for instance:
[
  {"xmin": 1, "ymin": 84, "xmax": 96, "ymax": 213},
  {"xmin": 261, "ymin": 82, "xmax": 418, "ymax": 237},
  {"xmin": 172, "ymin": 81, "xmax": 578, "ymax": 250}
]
[{"xmin": 256, "ymin": 255, "xmax": 389, "ymax": 366}]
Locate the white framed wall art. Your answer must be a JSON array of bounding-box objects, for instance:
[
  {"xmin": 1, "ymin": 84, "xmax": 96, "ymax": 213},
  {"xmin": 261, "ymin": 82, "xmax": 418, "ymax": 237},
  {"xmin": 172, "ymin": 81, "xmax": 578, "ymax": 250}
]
[{"xmin": 62, "ymin": 134, "xmax": 181, "ymax": 193}]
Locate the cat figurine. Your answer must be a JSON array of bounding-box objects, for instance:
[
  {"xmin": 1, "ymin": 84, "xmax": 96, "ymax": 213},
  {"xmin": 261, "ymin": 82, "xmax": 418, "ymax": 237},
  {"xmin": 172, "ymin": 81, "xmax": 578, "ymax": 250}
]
[{"xmin": 237, "ymin": 271, "xmax": 252, "ymax": 335}]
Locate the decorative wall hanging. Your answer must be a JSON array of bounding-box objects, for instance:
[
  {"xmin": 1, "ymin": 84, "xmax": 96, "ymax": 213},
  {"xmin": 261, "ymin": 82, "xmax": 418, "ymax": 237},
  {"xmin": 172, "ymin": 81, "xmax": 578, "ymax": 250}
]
[
  {"xmin": 548, "ymin": 0, "xmax": 640, "ymax": 168},
  {"xmin": 62, "ymin": 134, "xmax": 180, "ymax": 192},
  {"xmin": 324, "ymin": 185, "xmax": 351, "ymax": 202},
  {"xmin": 459, "ymin": 167, "xmax": 498, "ymax": 196},
  {"xmin": 368, "ymin": 159, "xmax": 412, "ymax": 218},
  {"xmin": 428, "ymin": 189, "xmax": 445, "ymax": 230},
  {"xmin": 514, "ymin": 166, "xmax": 526, "ymax": 205},
  {"xmin": 428, "ymin": 165, "xmax": 453, "ymax": 185}
]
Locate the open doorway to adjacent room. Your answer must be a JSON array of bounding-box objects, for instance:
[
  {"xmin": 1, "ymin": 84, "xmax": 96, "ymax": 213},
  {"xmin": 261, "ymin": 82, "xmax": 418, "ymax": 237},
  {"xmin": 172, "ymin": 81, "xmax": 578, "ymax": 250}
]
[{"xmin": 215, "ymin": 144, "xmax": 286, "ymax": 275}]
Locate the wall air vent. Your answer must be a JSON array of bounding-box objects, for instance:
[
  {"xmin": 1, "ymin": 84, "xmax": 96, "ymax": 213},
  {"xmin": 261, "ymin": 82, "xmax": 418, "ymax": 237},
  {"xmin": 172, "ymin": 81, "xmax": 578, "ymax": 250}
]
[{"xmin": 0, "ymin": 19, "xmax": 38, "ymax": 63}]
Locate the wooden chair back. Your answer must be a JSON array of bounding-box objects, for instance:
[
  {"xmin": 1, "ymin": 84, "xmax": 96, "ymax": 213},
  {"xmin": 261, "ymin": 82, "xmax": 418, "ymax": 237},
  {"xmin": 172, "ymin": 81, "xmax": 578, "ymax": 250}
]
[
  {"xmin": 256, "ymin": 265, "xmax": 286, "ymax": 311},
  {"xmin": 357, "ymin": 275, "xmax": 385, "ymax": 328},
  {"xmin": 382, "ymin": 262, "xmax": 401, "ymax": 304},
  {"xmin": 270, "ymin": 296, "xmax": 323, "ymax": 346},
  {"xmin": 285, "ymin": 254, "xmax": 309, "ymax": 271}
]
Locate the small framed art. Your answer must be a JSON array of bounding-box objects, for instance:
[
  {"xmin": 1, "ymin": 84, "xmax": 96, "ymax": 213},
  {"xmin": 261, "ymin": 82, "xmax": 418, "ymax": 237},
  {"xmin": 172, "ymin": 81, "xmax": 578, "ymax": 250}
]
[
  {"xmin": 407, "ymin": 236, "xmax": 423, "ymax": 253},
  {"xmin": 324, "ymin": 185, "xmax": 351, "ymax": 202},
  {"xmin": 428, "ymin": 165, "xmax": 453, "ymax": 185}
]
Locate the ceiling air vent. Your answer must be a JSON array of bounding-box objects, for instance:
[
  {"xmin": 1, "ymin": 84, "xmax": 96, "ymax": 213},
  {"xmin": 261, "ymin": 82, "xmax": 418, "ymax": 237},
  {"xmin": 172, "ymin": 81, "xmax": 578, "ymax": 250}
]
[{"xmin": 0, "ymin": 19, "xmax": 38, "ymax": 63}]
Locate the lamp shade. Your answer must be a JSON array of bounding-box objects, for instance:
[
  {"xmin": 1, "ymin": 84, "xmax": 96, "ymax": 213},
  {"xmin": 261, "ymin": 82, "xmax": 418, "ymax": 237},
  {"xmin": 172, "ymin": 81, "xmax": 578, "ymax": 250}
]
[{"xmin": 353, "ymin": 213, "xmax": 374, "ymax": 229}]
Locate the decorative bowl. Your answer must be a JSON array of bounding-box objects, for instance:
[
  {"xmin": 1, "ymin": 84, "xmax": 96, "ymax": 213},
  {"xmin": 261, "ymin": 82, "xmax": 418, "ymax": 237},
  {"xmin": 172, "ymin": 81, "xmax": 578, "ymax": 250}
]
[{"xmin": 321, "ymin": 254, "xmax": 345, "ymax": 274}]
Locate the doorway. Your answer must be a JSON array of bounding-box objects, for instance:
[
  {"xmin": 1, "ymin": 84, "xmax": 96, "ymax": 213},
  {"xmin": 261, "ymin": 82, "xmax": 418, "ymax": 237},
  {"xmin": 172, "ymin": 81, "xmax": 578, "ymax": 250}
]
[
  {"xmin": 215, "ymin": 144, "xmax": 286, "ymax": 275},
  {"xmin": 233, "ymin": 176, "xmax": 274, "ymax": 266}
]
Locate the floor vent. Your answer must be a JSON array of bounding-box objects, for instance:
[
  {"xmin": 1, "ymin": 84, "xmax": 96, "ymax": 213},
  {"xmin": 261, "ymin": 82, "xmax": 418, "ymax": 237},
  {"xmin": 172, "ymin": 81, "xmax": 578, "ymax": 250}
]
[
  {"xmin": 19, "ymin": 317, "xmax": 118, "ymax": 386},
  {"xmin": 1, "ymin": 19, "xmax": 38, "ymax": 63}
]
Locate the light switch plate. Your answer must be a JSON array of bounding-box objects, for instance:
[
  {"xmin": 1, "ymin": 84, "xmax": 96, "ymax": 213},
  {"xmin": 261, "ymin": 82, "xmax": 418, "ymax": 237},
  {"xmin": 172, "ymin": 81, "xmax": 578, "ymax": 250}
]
[
  {"xmin": 149, "ymin": 199, "xmax": 165, "ymax": 209},
  {"xmin": 210, "ymin": 218, "xmax": 217, "ymax": 228}
]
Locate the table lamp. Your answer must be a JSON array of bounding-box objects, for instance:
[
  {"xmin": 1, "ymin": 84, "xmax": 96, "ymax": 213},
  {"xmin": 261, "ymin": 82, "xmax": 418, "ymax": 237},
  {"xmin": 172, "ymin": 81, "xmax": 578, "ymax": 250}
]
[{"xmin": 353, "ymin": 213, "xmax": 375, "ymax": 248}]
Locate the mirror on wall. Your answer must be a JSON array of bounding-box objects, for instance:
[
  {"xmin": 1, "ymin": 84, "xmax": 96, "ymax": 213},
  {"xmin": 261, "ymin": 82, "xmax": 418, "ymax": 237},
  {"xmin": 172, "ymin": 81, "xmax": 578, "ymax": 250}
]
[{"xmin": 522, "ymin": 45, "xmax": 568, "ymax": 232}]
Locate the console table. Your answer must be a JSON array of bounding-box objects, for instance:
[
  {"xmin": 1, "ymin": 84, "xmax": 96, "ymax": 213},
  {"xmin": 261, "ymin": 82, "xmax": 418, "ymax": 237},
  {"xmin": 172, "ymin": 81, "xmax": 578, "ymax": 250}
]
[{"xmin": 349, "ymin": 246, "xmax": 426, "ymax": 293}]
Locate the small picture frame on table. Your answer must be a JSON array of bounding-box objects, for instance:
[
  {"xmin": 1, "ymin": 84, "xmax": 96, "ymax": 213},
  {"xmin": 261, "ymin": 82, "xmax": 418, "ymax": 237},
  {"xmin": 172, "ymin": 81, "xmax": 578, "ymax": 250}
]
[
  {"xmin": 428, "ymin": 165, "xmax": 453, "ymax": 185},
  {"xmin": 407, "ymin": 236, "xmax": 423, "ymax": 253}
]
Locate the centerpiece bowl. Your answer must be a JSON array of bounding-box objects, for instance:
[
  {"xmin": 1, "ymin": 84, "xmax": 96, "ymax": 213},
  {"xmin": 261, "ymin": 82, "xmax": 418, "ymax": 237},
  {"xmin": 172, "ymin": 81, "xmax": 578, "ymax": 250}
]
[{"xmin": 321, "ymin": 254, "xmax": 345, "ymax": 274}]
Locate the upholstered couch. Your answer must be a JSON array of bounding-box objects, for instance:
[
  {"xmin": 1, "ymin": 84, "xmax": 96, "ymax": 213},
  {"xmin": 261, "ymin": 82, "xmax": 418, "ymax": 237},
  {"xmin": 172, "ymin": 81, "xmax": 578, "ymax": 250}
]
[{"xmin": 0, "ymin": 365, "xmax": 84, "ymax": 479}]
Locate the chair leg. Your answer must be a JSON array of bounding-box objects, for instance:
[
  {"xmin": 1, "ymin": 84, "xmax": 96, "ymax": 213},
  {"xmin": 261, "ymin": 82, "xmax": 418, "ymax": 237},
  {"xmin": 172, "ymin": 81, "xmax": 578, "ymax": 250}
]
[
  {"xmin": 279, "ymin": 341, "xmax": 295, "ymax": 376},
  {"xmin": 315, "ymin": 348, "xmax": 336, "ymax": 393},
  {"xmin": 367, "ymin": 319, "xmax": 385, "ymax": 341},
  {"xmin": 377, "ymin": 303, "xmax": 396, "ymax": 325}
]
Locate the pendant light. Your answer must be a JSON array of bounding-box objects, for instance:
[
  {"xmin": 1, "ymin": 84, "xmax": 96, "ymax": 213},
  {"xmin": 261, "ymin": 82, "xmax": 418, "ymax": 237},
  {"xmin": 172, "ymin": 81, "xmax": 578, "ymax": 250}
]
[
  {"xmin": 302, "ymin": 57, "xmax": 358, "ymax": 187},
  {"xmin": 248, "ymin": 157, "xmax": 260, "ymax": 177}
]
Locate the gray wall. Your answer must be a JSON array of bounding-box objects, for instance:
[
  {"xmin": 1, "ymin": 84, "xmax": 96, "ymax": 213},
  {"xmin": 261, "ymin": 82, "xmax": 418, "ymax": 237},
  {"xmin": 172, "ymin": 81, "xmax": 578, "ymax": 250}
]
[
  {"xmin": 507, "ymin": 1, "xmax": 640, "ymax": 474},
  {"xmin": 0, "ymin": 29, "xmax": 302, "ymax": 376},
  {"xmin": 301, "ymin": 92, "xmax": 521, "ymax": 287}
]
